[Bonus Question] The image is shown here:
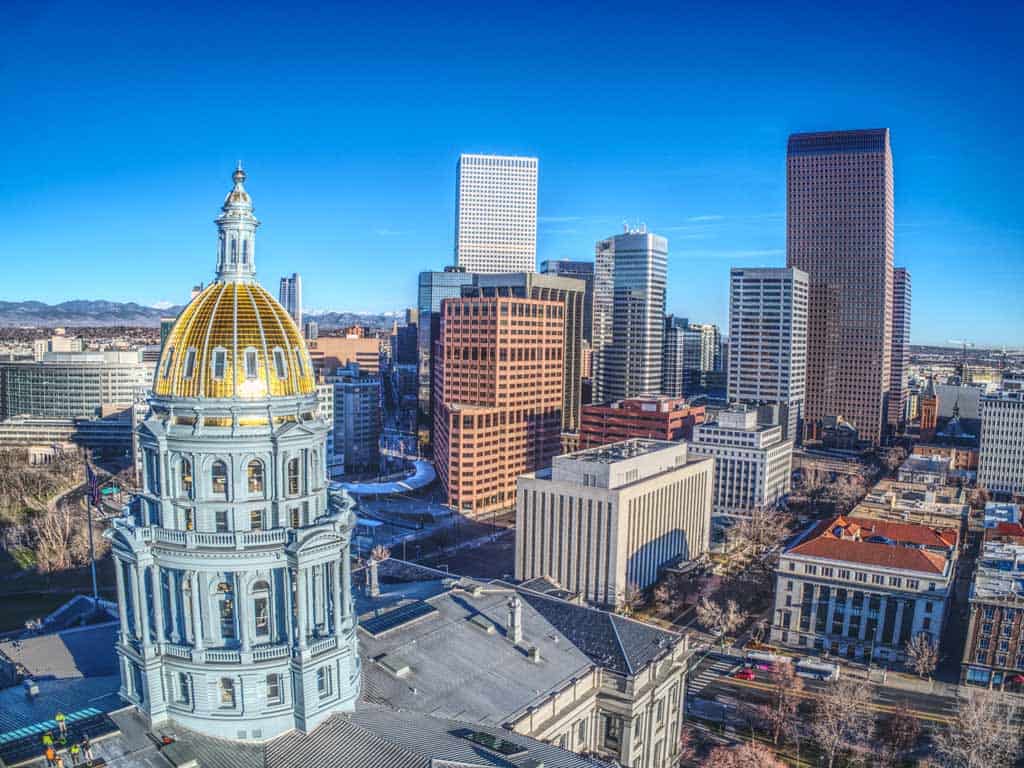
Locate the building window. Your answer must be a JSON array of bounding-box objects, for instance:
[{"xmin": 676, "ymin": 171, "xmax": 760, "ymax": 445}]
[
  {"xmin": 219, "ymin": 678, "xmax": 236, "ymax": 709},
  {"xmin": 247, "ymin": 460, "xmax": 265, "ymax": 494},
  {"xmin": 181, "ymin": 347, "xmax": 197, "ymax": 380},
  {"xmin": 806, "ymin": 565, "xmax": 817, "ymax": 575},
  {"xmin": 855, "ymin": 572, "xmax": 867, "ymax": 583},
  {"xmin": 220, "ymin": 591, "xmax": 235, "ymax": 639},
  {"xmin": 294, "ymin": 349, "xmax": 305, "ymax": 377},
  {"xmin": 212, "ymin": 348, "xmax": 227, "ymax": 380},
  {"xmin": 872, "ymin": 575, "xmax": 884, "ymax": 585},
  {"xmin": 180, "ymin": 458, "xmax": 193, "ymax": 497},
  {"xmin": 290, "ymin": 507, "xmax": 301, "ymax": 528},
  {"xmin": 212, "ymin": 460, "xmax": 228, "ymax": 498},
  {"xmin": 215, "ymin": 510, "xmax": 229, "ymax": 532},
  {"xmin": 266, "ymin": 674, "xmax": 282, "ymax": 705},
  {"xmin": 577, "ymin": 718, "xmax": 587, "ymax": 745},
  {"xmin": 162, "ymin": 347, "xmax": 174, "ymax": 378},
  {"xmin": 317, "ymin": 667, "xmax": 333, "ymax": 699},
  {"xmin": 273, "ymin": 348, "xmax": 288, "ymax": 379},
  {"xmin": 602, "ymin": 714, "xmax": 622, "ymax": 749},
  {"xmin": 287, "ymin": 458, "xmax": 300, "ymax": 495},
  {"xmin": 253, "ymin": 580, "xmax": 270, "ymax": 638},
  {"xmin": 244, "ymin": 348, "xmax": 259, "ymax": 380},
  {"xmin": 250, "ymin": 509, "xmax": 264, "ymax": 530},
  {"xmin": 176, "ymin": 672, "xmax": 190, "ymax": 704}
]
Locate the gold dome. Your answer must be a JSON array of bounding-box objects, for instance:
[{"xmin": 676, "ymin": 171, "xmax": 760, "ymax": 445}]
[{"xmin": 154, "ymin": 281, "xmax": 315, "ymax": 400}]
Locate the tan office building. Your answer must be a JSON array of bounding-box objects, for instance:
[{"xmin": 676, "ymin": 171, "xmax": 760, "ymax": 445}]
[
  {"xmin": 787, "ymin": 129, "xmax": 894, "ymax": 445},
  {"xmin": 516, "ymin": 439, "xmax": 713, "ymax": 607}
]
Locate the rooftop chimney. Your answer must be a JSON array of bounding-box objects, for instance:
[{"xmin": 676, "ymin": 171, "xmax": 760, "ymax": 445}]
[{"xmin": 507, "ymin": 594, "xmax": 523, "ymax": 644}]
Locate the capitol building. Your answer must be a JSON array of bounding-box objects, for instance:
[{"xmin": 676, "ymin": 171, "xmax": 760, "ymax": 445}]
[{"xmin": 106, "ymin": 166, "xmax": 360, "ymax": 739}]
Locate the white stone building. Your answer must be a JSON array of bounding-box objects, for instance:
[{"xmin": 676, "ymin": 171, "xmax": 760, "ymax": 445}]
[
  {"xmin": 770, "ymin": 515, "xmax": 958, "ymax": 662},
  {"xmin": 688, "ymin": 406, "xmax": 793, "ymax": 518},
  {"xmin": 515, "ymin": 439, "xmax": 712, "ymax": 607},
  {"xmin": 454, "ymin": 153, "xmax": 538, "ymax": 273},
  {"xmin": 979, "ymin": 390, "xmax": 1024, "ymax": 497}
]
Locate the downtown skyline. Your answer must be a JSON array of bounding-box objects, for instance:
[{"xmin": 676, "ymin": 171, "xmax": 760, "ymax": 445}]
[{"xmin": 0, "ymin": 1, "xmax": 1021, "ymax": 347}]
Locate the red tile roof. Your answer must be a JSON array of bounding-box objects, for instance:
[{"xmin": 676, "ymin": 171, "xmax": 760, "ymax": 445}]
[{"xmin": 787, "ymin": 515, "xmax": 956, "ymax": 575}]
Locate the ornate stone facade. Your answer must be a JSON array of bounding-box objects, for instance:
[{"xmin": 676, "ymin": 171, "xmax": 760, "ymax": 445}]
[{"xmin": 105, "ymin": 168, "xmax": 359, "ymax": 740}]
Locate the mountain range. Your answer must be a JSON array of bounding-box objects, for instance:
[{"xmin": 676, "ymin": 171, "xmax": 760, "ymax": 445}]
[{"xmin": 0, "ymin": 300, "xmax": 396, "ymax": 330}]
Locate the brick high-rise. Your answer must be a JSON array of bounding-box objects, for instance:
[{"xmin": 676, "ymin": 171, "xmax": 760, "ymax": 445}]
[
  {"xmin": 787, "ymin": 129, "xmax": 894, "ymax": 445},
  {"xmin": 433, "ymin": 295, "xmax": 565, "ymax": 517}
]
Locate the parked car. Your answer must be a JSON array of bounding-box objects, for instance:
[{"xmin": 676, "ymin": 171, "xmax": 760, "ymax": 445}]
[{"xmin": 734, "ymin": 668, "xmax": 756, "ymax": 681}]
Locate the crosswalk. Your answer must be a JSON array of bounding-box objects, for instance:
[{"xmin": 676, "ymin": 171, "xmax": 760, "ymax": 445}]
[{"xmin": 687, "ymin": 654, "xmax": 742, "ymax": 698}]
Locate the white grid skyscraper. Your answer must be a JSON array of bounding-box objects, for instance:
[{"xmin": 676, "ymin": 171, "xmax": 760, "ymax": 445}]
[
  {"xmin": 278, "ymin": 272, "xmax": 302, "ymax": 328},
  {"xmin": 454, "ymin": 153, "xmax": 538, "ymax": 273}
]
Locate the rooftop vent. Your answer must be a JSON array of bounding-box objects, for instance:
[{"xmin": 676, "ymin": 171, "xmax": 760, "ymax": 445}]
[{"xmin": 470, "ymin": 614, "xmax": 495, "ymax": 634}]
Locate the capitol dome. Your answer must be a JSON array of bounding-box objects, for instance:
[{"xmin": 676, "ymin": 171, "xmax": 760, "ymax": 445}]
[{"xmin": 153, "ymin": 166, "xmax": 315, "ymax": 400}]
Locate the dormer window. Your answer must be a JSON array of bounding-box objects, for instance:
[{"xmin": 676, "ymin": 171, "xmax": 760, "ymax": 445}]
[
  {"xmin": 244, "ymin": 348, "xmax": 259, "ymax": 380},
  {"xmin": 162, "ymin": 347, "xmax": 174, "ymax": 378},
  {"xmin": 212, "ymin": 348, "xmax": 227, "ymax": 380},
  {"xmin": 183, "ymin": 347, "xmax": 197, "ymax": 380},
  {"xmin": 273, "ymin": 348, "xmax": 288, "ymax": 379},
  {"xmin": 294, "ymin": 349, "xmax": 305, "ymax": 377}
]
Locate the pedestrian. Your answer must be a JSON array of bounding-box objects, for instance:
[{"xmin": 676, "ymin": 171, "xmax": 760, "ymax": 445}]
[
  {"xmin": 54, "ymin": 754, "xmax": 65, "ymax": 768},
  {"xmin": 81, "ymin": 736, "xmax": 93, "ymax": 763},
  {"xmin": 68, "ymin": 742, "xmax": 81, "ymax": 766},
  {"xmin": 44, "ymin": 746, "xmax": 56, "ymax": 767},
  {"xmin": 42, "ymin": 732, "xmax": 54, "ymax": 748},
  {"xmin": 55, "ymin": 711, "xmax": 67, "ymax": 738}
]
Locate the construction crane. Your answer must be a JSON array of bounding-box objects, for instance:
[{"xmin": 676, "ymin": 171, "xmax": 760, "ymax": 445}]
[{"xmin": 948, "ymin": 339, "xmax": 975, "ymax": 362}]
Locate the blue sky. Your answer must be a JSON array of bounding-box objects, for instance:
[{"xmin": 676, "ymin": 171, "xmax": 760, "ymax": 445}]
[{"xmin": 1, "ymin": 1, "xmax": 1021, "ymax": 346}]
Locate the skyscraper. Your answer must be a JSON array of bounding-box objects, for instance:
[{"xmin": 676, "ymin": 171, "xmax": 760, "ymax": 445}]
[
  {"xmin": 461, "ymin": 271, "xmax": 585, "ymax": 433},
  {"xmin": 888, "ymin": 267, "xmax": 912, "ymax": 431},
  {"xmin": 454, "ymin": 153, "xmax": 538, "ymax": 273},
  {"xmin": 727, "ymin": 267, "xmax": 809, "ymax": 441},
  {"xmin": 416, "ymin": 267, "xmax": 474, "ymax": 434},
  {"xmin": 541, "ymin": 259, "xmax": 595, "ymax": 343},
  {"xmin": 433, "ymin": 295, "xmax": 564, "ymax": 517},
  {"xmin": 592, "ymin": 230, "xmax": 668, "ymax": 405},
  {"xmin": 787, "ymin": 129, "xmax": 894, "ymax": 445},
  {"xmin": 278, "ymin": 272, "xmax": 302, "ymax": 327}
]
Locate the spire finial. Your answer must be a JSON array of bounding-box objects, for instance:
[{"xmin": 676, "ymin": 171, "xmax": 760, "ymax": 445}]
[{"xmin": 233, "ymin": 161, "xmax": 246, "ymax": 186}]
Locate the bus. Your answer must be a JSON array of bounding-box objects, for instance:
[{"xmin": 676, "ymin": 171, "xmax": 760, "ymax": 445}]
[
  {"xmin": 795, "ymin": 658, "xmax": 841, "ymax": 681},
  {"xmin": 744, "ymin": 651, "xmax": 792, "ymax": 672}
]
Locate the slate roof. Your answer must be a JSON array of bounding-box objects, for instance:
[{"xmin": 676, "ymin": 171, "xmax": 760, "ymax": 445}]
[{"xmin": 514, "ymin": 588, "xmax": 681, "ymax": 676}]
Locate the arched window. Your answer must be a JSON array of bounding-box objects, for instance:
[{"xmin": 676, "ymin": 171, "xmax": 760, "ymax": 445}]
[
  {"xmin": 230, "ymin": 238, "xmax": 237, "ymax": 263},
  {"xmin": 212, "ymin": 460, "xmax": 228, "ymax": 498},
  {"xmin": 244, "ymin": 348, "xmax": 259, "ymax": 380},
  {"xmin": 219, "ymin": 678, "xmax": 235, "ymax": 708},
  {"xmin": 162, "ymin": 347, "xmax": 174, "ymax": 378},
  {"xmin": 287, "ymin": 457, "xmax": 300, "ymax": 496},
  {"xmin": 180, "ymin": 457, "xmax": 193, "ymax": 497},
  {"xmin": 252, "ymin": 580, "xmax": 270, "ymax": 638},
  {"xmin": 211, "ymin": 348, "xmax": 228, "ymax": 380},
  {"xmin": 247, "ymin": 459, "xmax": 264, "ymax": 494},
  {"xmin": 182, "ymin": 347, "xmax": 197, "ymax": 380},
  {"xmin": 241, "ymin": 239, "xmax": 248, "ymax": 264},
  {"xmin": 273, "ymin": 347, "xmax": 287, "ymax": 379}
]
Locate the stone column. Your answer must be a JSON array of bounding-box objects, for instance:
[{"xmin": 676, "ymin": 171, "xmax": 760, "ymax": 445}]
[
  {"xmin": 891, "ymin": 600, "xmax": 906, "ymax": 646},
  {"xmin": 315, "ymin": 564, "xmax": 327, "ymax": 630},
  {"xmin": 168, "ymin": 571, "xmax": 181, "ymax": 643},
  {"xmin": 151, "ymin": 565, "xmax": 166, "ymax": 645},
  {"xmin": 131, "ymin": 562, "xmax": 149, "ymax": 645},
  {"xmin": 114, "ymin": 558, "xmax": 130, "ymax": 645},
  {"xmin": 236, "ymin": 574, "xmax": 250, "ymax": 652},
  {"xmin": 341, "ymin": 551, "xmax": 352, "ymax": 620},
  {"xmin": 283, "ymin": 567, "xmax": 295, "ymax": 646},
  {"xmin": 296, "ymin": 566, "xmax": 308, "ymax": 649},
  {"xmin": 189, "ymin": 571, "xmax": 205, "ymax": 651},
  {"xmin": 332, "ymin": 560, "xmax": 342, "ymax": 634}
]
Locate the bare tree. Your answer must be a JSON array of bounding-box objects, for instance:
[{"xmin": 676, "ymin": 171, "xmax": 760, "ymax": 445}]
[
  {"xmin": 809, "ymin": 677, "xmax": 872, "ymax": 768},
  {"xmin": 675, "ymin": 725, "xmax": 699, "ymax": 766},
  {"xmin": 732, "ymin": 506, "xmax": 788, "ymax": 572},
  {"xmin": 370, "ymin": 544, "xmax": 391, "ymax": 561},
  {"xmin": 705, "ymin": 742, "xmax": 786, "ymax": 768},
  {"xmin": 876, "ymin": 702, "xmax": 921, "ymax": 767},
  {"xmin": 695, "ymin": 597, "xmax": 747, "ymax": 647},
  {"xmin": 760, "ymin": 662, "xmax": 804, "ymax": 745},
  {"xmin": 905, "ymin": 633, "xmax": 939, "ymax": 679},
  {"xmin": 883, "ymin": 446, "xmax": 908, "ymax": 473},
  {"xmin": 933, "ymin": 689, "xmax": 1021, "ymax": 768},
  {"xmin": 618, "ymin": 582, "xmax": 645, "ymax": 616},
  {"xmin": 32, "ymin": 498, "xmax": 92, "ymax": 573}
]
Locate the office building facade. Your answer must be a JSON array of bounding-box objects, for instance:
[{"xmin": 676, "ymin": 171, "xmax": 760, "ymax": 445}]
[
  {"xmin": 434, "ymin": 295, "xmax": 564, "ymax": 517},
  {"xmin": 592, "ymin": 231, "xmax": 668, "ymax": 405},
  {"xmin": 516, "ymin": 439, "xmax": 713, "ymax": 606},
  {"xmin": 462, "ymin": 271, "xmax": 585, "ymax": 433},
  {"xmin": 580, "ymin": 396, "xmax": 705, "ymax": 449},
  {"xmin": 688, "ymin": 406, "xmax": 793, "ymax": 517},
  {"xmin": 454, "ymin": 153, "xmax": 538, "ymax": 273},
  {"xmin": 771, "ymin": 515, "xmax": 957, "ymax": 662},
  {"xmin": 416, "ymin": 267, "xmax": 475, "ymax": 432},
  {"xmin": 787, "ymin": 129, "xmax": 894, "ymax": 445},
  {"xmin": 888, "ymin": 267, "xmax": 912, "ymax": 433},
  {"xmin": 278, "ymin": 272, "xmax": 302, "ymax": 328},
  {"xmin": 979, "ymin": 391, "xmax": 1024, "ymax": 497},
  {"xmin": 727, "ymin": 267, "xmax": 809, "ymax": 441},
  {"xmin": 332, "ymin": 365, "xmax": 381, "ymax": 474},
  {"xmin": 542, "ymin": 259, "xmax": 595, "ymax": 343}
]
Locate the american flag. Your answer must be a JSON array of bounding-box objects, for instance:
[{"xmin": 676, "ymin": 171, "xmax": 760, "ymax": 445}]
[{"xmin": 86, "ymin": 462, "xmax": 101, "ymax": 507}]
